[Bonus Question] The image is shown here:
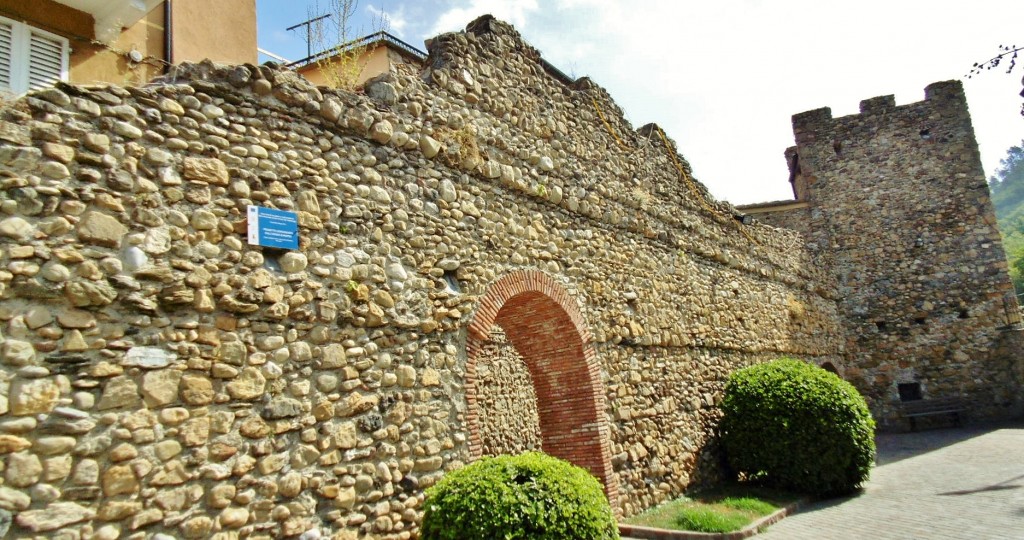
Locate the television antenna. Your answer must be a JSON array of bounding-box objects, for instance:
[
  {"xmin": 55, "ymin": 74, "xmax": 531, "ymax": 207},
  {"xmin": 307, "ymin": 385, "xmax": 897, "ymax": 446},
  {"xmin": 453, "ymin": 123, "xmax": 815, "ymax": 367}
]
[{"xmin": 287, "ymin": 13, "xmax": 331, "ymax": 60}]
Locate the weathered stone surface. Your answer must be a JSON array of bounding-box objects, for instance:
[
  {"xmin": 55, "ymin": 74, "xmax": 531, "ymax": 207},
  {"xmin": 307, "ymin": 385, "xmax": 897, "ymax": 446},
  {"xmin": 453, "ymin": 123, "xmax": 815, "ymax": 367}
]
[
  {"xmin": 0, "ymin": 120, "xmax": 30, "ymax": 145},
  {"xmin": 179, "ymin": 417, "xmax": 210, "ymax": 446},
  {"xmin": 219, "ymin": 341, "xmax": 248, "ymax": 365},
  {"xmin": 15, "ymin": 502, "xmax": 94, "ymax": 532},
  {"xmin": 279, "ymin": 471, "xmax": 303, "ymax": 497},
  {"xmin": 64, "ymin": 280, "xmax": 117, "ymax": 307},
  {"xmin": 369, "ymin": 120, "xmax": 394, "ymax": 144},
  {"xmin": 366, "ymin": 79, "xmax": 398, "ymax": 104},
  {"xmin": 6, "ymin": 451, "xmax": 42, "ymax": 487},
  {"xmin": 219, "ymin": 507, "xmax": 249, "ymax": 528},
  {"xmin": 0, "ymin": 435, "xmax": 31, "ymax": 453},
  {"xmin": 1, "ymin": 340, "xmax": 35, "ymax": 366},
  {"xmin": 97, "ymin": 500, "xmax": 141, "ymax": 521},
  {"xmin": 141, "ymin": 369, "xmax": 183, "ymax": 407},
  {"xmin": 0, "ymin": 486, "xmax": 31, "ymax": 511},
  {"xmin": 55, "ymin": 308, "xmax": 96, "ymax": 329},
  {"xmin": 0, "ymin": 217, "xmax": 34, "ymax": 241},
  {"xmin": 123, "ymin": 347, "xmax": 177, "ymax": 368},
  {"xmin": 396, "ymin": 365, "xmax": 416, "ymax": 388},
  {"xmin": 321, "ymin": 98, "xmax": 343, "ymax": 122},
  {"xmin": 182, "ymin": 157, "xmax": 229, "ymax": 185},
  {"xmin": 179, "ymin": 374, "xmax": 214, "ymax": 405},
  {"xmin": 279, "ymin": 252, "xmax": 308, "ymax": 273},
  {"xmin": 154, "ymin": 440, "xmax": 182, "ymax": 461},
  {"xmin": 191, "ymin": 209, "xmax": 218, "ymax": 230},
  {"xmin": 96, "ymin": 376, "xmax": 141, "ymax": 410},
  {"xmin": 60, "ymin": 329, "xmax": 87, "ymax": 351},
  {"xmin": 76, "ymin": 211, "xmax": 127, "ymax": 247},
  {"xmin": 113, "ymin": 121, "xmax": 142, "ymax": 139},
  {"xmin": 102, "ymin": 464, "xmax": 139, "ymax": 496},
  {"xmin": 226, "ymin": 367, "xmax": 265, "ymax": 400},
  {"xmin": 263, "ymin": 396, "xmax": 303, "ymax": 419},
  {"xmin": 420, "ymin": 135, "xmax": 441, "ymax": 158},
  {"xmin": 239, "ymin": 416, "xmax": 270, "ymax": 438},
  {"xmin": 320, "ymin": 344, "xmax": 346, "ymax": 369},
  {"xmin": 33, "ymin": 436, "xmax": 76, "ymax": 456},
  {"xmin": 10, "ymin": 378, "xmax": 60, "ymax": 415}
]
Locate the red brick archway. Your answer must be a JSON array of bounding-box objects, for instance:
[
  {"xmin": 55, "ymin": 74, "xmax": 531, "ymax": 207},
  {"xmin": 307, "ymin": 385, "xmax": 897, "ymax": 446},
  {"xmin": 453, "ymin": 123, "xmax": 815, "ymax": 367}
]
[{"xmin": 465, "ymin": 269, "xmax": 619, "ymax": 508}]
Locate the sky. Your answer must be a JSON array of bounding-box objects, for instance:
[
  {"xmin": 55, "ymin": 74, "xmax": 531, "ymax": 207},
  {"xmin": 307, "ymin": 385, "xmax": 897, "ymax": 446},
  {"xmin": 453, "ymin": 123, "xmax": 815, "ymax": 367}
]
[{"xmin": 256, "ymin": 0, "xmax": 1024, "ymax": 206}]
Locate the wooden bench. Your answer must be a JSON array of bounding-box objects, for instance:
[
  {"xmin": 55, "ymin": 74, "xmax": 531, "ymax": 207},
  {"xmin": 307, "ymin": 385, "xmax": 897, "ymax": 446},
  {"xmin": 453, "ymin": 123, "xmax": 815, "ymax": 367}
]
[{"xmin": 900, "ymin": 396, "xmax": 969, "ymax": 431}]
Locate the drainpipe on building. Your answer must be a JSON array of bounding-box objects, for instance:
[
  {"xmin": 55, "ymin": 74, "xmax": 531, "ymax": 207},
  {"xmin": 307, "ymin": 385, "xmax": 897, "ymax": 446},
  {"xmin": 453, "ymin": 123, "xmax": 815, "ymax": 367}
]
[{"xmin": 164, "ymin": 0, "xmax": 173, "ymax": 72}]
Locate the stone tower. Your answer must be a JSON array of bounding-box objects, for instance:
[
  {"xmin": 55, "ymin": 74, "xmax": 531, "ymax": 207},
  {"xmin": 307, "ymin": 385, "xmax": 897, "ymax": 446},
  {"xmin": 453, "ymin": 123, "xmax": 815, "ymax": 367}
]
[{"xmin": 740, "ymin": 80, "xmax": 1024, "ymax": 426}]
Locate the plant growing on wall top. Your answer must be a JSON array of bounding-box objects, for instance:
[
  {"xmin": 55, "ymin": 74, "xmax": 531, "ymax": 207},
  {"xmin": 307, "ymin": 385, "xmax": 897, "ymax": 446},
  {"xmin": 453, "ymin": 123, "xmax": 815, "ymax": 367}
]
[{"xmin": 305, "ymin": 0, "xmax": 387, "ymax": 90}]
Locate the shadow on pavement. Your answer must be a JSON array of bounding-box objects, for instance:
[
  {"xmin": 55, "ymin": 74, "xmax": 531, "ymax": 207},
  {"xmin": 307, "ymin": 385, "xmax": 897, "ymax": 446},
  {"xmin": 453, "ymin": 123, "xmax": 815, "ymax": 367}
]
[
  {"xmin": 785, "ymin": 420, "xmax": 1024, "ymax": 518},
  {"xmin": 874, "ymin": 419, "xmax": 1024, "ymax": 466},
  {"xmin": 937, "ymin": 473, "xmax": 1024, "ymax": 496}
]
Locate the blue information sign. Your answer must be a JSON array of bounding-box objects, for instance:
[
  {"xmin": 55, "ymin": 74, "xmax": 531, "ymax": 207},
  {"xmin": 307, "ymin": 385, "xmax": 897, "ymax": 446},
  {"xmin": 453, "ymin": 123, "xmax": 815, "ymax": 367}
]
[{"xmin": 247, "ymin": 205, "xmax": 299, "ymax": 250}]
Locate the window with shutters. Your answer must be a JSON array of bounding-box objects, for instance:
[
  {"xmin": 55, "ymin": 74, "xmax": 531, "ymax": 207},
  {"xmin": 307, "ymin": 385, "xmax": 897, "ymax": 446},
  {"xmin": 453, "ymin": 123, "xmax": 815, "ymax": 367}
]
[{"xmin": 0, "ymin": 16, "xmax": 70, "ymax": 96}]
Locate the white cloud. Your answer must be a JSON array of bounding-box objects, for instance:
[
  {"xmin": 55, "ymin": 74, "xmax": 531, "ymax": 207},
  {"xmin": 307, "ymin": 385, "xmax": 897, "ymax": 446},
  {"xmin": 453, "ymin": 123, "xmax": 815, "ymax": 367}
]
[
  {"xmin": 367, "ymin": 4, "xmax": 409, "ymax": 37},
  {"xmin": 415, "ymin": 0, "xmax": 1024, "ymax": 204},
  {"xmin": 428, "ymin": 0, "xmax": 540, "ymax": 37}
]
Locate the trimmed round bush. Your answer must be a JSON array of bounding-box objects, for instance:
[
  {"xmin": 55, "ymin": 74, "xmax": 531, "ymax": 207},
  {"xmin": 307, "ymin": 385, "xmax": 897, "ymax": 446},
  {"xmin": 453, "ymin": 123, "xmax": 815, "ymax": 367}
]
[
  {"xmin": 720, "ymin": 358, "xmax": 876, "ymax": 497},
  {"xmin": 420, "ymin": 452, "xmax": 618, "ymax": 540}
]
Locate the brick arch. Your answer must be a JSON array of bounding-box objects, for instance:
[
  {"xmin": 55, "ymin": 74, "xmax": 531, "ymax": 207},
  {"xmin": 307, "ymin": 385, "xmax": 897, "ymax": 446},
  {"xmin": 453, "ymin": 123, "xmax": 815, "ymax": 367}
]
[{"xmin": 465, "ymin": 269, "xmax": 619, "ymax": 508}]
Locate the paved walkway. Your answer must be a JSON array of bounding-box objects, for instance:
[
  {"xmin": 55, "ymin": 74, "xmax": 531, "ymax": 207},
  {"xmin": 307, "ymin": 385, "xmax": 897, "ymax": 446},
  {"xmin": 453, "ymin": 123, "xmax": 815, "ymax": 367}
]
[
  {"xmin": 624, "ymin": 420, "xmax": 1024, "ymax": 540},
  {"xmin": 755, "ymin": 420, "xmax": 1024, "ymax": 539}
]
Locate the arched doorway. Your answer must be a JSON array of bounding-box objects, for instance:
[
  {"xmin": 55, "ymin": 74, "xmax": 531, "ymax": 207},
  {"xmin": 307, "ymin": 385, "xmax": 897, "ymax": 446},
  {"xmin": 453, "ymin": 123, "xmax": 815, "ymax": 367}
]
[{"xmin": 465, "ymin": 269, "xmax": 619, "ymax": 508}]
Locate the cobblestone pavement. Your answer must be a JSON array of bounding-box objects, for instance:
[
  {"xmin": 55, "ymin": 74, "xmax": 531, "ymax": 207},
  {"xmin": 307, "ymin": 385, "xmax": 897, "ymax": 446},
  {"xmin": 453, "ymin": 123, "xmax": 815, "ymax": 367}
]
[
  {"xmin": 756, "ymin": 420, "xmax": 1024, "ymax": 539},
  {"xmin": 624, "ymin": 420, "xmax": 1024, "ymax": 540}
]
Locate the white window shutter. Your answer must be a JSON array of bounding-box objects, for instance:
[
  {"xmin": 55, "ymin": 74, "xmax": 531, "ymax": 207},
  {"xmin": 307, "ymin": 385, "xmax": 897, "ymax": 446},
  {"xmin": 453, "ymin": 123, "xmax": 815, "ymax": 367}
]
[
  {"xmin": 27, "ymin": 29, "xmax": 67, "ymax": 90},
  {"xmin": 0, "ymin": 15, "xmax": 70, "ymax": 95},
  {"xmin": 0, "ymin": 20, "xmax": 12, "ymax": 92}
]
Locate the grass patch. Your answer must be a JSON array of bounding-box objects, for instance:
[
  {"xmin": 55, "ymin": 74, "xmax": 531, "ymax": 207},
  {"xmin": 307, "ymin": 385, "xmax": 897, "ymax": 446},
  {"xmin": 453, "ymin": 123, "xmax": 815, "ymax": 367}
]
[
  {"xmin": 719, "ymin": 496, "xmax": 777, "ymax": 514},
  {"xmin": 675, "ymin": 507, "xmax": 750, "ymax": 533},
  {"xmin": 624, "ymin": 483, "xmax": 800, "ymax": 533}
]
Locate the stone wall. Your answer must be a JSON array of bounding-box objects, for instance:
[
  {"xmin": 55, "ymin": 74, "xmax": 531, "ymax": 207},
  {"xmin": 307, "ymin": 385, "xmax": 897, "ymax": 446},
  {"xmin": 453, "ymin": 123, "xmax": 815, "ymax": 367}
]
[
  {"xmin": 0, "ymin": 15, "xmax": 844, "ymax": 539},
  {"xmin": 739, "ymin": 202, "xmax": 810, "ymax": 239},
  {"xmin": 741, "ymin": 81, "xmax": 1023, "ymax": 425},
  {"xmin": 473, "ymin": 327, "xmax": 542, "ymax": 456}
]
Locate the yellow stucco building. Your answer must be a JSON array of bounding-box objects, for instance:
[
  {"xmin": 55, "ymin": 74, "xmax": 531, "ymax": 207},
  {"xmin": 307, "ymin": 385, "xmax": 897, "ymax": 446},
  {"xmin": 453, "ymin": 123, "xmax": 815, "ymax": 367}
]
[
  {"xmin": 291, "ymin": 31, "xmax": 426, "ymax": 89},
  {"xmin": 0, "ymin": 0, "xmax": 256, "ymax": 94}
]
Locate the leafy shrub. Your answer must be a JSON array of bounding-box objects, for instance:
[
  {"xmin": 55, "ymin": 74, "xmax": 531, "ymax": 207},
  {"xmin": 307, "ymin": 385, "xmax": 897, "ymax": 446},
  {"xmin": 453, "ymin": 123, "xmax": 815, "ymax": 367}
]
[
  {"xmin": 420, "ymin": 452, "xmax": 618, "ymax": 540},
  {"xmin": 720, "ymin": 358, "xmax": 876, "ymax": 497}
]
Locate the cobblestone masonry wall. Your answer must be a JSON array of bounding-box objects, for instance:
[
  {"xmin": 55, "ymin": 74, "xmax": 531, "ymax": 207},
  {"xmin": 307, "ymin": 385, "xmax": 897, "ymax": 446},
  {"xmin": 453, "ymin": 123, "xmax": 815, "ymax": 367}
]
[
  {"xmin": 741, "ymin": 81, "xmax": 1023, "ymax": 426},
  {"xmin": 742, "ymin": 205, "xmax": 809, "ymax": 238},
  {"xmin": 0, "ymin": 15, "xmax": 844, "ymax": 539},
  {"xmin": 473, "ymin": 327, "xmax": 542, "ymax": 456}
]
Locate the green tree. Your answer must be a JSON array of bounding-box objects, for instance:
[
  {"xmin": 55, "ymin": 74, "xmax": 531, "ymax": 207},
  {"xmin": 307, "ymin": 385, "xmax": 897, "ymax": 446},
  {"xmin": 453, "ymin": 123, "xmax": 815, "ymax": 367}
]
[
  {"xmin": 990, "ymin": 140, "xmax": 1024, "ymax": 294},
  {"xmin": 989, "ymin": 141, "xmax": 1024, "ymax": 199}
]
